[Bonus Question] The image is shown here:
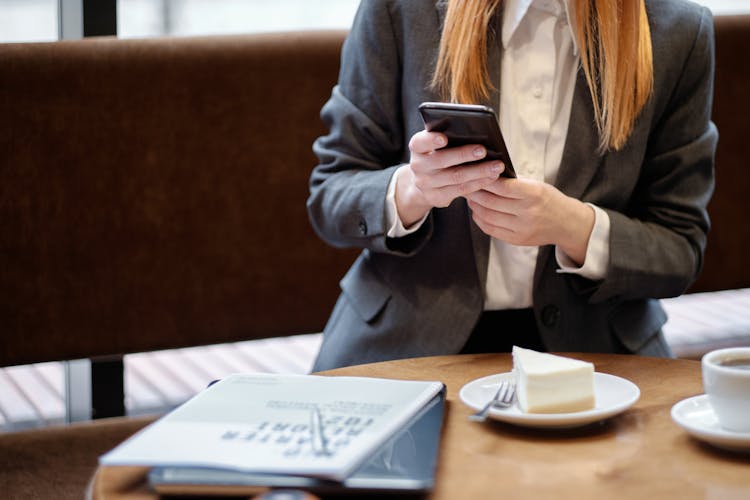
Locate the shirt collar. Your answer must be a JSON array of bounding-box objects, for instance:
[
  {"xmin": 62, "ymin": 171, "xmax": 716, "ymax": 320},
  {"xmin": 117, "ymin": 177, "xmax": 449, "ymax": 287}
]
[{"xmin": 501, "ymin": 0, "xmax": 580, "ymax": 55}]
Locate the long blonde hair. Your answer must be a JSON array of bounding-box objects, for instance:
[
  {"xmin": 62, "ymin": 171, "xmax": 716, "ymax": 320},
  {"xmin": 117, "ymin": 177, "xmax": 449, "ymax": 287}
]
[{"xmin": 432, "ymin": 0, "xmax": 653, "ymax": 151}]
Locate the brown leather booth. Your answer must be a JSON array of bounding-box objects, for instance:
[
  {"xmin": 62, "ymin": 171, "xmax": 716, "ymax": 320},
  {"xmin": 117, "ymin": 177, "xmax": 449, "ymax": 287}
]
[
  {"xmin": 0, "ymin": 31, "xmax": 355, "ymax": 368},
  {"xmin": 1, "ymin": 15, "xmax": 749, "ymax": 500},
  {"xmin": 0, "ymin": 30, "xmax": 356, "ymax": 499}
]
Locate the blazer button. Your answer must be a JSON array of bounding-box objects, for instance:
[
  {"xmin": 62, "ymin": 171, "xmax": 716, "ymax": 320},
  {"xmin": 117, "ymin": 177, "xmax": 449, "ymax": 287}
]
[
  {"xmin": 541, "ymin": 305, "xmax": 560, "ymax": 328},
  {"xmin": 358, "ymin": 218, "xmax": 368, "ymax": 236}
]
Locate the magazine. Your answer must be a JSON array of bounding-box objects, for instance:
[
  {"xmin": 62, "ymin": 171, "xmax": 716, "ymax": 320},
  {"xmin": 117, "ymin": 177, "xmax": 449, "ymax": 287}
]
[{"xmin": 100, "ymin": 373, "xmax": 444, "ymax": 482}]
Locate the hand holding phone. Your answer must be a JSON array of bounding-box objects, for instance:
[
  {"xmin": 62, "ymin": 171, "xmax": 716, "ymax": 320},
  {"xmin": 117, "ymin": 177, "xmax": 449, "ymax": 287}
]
[{"xmin": 418, "ymin": 102, "xmax": 516, "ymax": 178}]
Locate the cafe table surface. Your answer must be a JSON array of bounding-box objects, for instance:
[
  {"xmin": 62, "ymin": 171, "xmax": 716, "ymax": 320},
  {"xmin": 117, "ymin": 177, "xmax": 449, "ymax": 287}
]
[{"xmin": 88, "ymin": 353, "xmax": 750, "ymax": 500}]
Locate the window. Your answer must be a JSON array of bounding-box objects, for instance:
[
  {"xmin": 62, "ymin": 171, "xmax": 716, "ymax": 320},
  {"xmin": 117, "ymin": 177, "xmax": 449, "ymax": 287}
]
[
  {"xmin": 0, "ymin": 0, "xmax": 58, "ymax": 42},
  {"xmin": 0, "ymin": 0, "xmax": 358, "ymax": 43},
  {"xmin": 118, "ymin": 0, "xmax": 359, "ymax": 38}
]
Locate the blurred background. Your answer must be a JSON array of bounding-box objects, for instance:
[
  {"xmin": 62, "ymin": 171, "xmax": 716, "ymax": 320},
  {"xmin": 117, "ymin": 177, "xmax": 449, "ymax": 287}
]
[
  {"xmin": 1, "ymin": 0, "xmax": 746, "ymax": 43},
  {"xmin": 1, "ymin": 0, "xmax": 358, "ymax": 42}
]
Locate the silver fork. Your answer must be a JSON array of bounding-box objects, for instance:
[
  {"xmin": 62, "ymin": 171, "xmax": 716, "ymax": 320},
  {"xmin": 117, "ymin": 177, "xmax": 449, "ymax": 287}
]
[{"xmin": 469, "ymin": 380, "xmax": 516, "ymax": 422}]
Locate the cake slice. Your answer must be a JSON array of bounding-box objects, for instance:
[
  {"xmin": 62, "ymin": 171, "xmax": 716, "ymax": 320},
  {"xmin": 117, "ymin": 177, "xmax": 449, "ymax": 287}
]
[{"xmin": 512, "ymin": 346, "xmax": 595, "ymax": 413}]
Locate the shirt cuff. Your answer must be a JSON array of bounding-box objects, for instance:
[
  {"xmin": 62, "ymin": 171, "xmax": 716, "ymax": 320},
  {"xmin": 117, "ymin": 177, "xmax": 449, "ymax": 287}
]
[
  {"xmin": 385, "ymin": 165, "xmax": 429, "ymax": 238},
  {"xmin": 555, "ymin": 203, "xmax": 610, "ymax": 280}
]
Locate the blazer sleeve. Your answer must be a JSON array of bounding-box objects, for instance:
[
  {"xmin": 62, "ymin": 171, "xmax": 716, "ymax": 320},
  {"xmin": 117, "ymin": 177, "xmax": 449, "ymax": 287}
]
[
  {"xmin": 590, "ymin": 5, "xmax": 718, "ymax": 303},
  {"xmin": 306, "ymin": 0, "xmax": 434, "ymax": 255}
]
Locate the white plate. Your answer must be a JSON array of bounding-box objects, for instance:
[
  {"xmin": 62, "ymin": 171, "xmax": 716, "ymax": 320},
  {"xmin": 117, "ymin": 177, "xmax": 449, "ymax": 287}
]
[
  {"xmin": 459, "ymin": 372, "xmax": 640, "ymax": 429},
  {"xmin": 671, "ymin": 394, "xmax": 750, "ymax": 453}
]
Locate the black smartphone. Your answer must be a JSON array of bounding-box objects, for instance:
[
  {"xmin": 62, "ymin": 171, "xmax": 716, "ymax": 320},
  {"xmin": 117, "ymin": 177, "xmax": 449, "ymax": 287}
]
[{"xmin": 418, "ymin": 102, "xmax": 516, "ymax": 178}]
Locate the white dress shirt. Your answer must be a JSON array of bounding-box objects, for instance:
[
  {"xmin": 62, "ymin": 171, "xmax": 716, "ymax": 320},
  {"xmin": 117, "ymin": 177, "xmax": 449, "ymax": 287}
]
[{"xmin": 386, "ymin": 0, "xmax": 610, "ymax": 310}]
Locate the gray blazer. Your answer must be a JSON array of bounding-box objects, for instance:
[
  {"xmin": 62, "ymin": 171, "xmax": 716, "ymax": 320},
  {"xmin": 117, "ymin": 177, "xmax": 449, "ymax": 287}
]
[{"xmin": 307, "ymin": 0, "xmax": 717, "ymax": 371}]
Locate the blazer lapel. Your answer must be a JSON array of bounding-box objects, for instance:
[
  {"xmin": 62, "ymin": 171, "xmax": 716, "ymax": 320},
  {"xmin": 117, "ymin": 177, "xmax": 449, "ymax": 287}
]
[
  {"xmin": 433, "ymin": 2, "xmax": 492, "ymax": 292},
  {"xmin": 468, "ymin": 202, "xmax": 490, "ymax": 293},
  {"xmin": 468, "ymin": 11, "xmax": 503, "ymax": 293},
  {"xmin": 535, "ymin": 71, "xmax": 604, "ymax": 288},
  {"xmin": 436, "ymin": 1, "xmax": 447, "ymax": 27},
  {"xmin": 554, "ymin": 70, "xmax": 604, "ymax": 199}
]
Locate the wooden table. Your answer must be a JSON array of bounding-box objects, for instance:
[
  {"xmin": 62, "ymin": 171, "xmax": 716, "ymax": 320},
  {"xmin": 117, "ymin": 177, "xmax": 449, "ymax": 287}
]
[{"xmin": 88, "ymin": 353, "xmax": 750, "ymax": 499}]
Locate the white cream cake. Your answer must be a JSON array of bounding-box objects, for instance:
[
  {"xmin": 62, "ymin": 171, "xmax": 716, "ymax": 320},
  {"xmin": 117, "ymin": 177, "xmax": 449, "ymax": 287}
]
[{"xmin": 512, "ymin": 346, "xmax": 595, "ymax": 414}]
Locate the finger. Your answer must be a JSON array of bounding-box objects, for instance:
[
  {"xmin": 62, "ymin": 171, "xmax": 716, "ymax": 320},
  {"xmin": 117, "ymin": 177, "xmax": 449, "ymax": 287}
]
[
  {"xmin": 471, "ymin": 209, "xmax": 517, "ymax": 241},
  {"xmin": 466, "ymin": 188, "xmax": 519, "ymax": 213},
  {"xmin": 480, "ymin": 177, "xmax": 521, "ymax": 198},
  {"xmin": 467, "ymin": 199, "xmax": 518, "ymax": 231},
  {"xmin": 471, "ymin": 207, "xmax": 518, "ymax": 242},
  {"xmin": 428, "ymin": 160, "xmax": 503, "ymax": 189},
  {"xmin": 433, "ymin": 173, "xmax": 501, "ymax": 200},
  {"xmin": 428, "ymin": 143, "xmax": 489, "ymax": 168},
  {"xmin": 409, "ymin": 130, "xmax": 448, "ymax": 154}
]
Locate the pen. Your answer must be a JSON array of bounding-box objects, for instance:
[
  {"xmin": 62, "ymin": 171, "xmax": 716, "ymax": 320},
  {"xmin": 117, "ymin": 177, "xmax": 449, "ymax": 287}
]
[{"xmin": 310, "ymin": 405, "xmax": 331, "ymax": 456}]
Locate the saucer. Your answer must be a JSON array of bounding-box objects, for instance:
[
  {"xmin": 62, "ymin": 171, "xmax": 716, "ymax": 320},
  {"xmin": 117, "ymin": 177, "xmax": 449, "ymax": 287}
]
[
  {"xmin": 459, "ymin": 372, "xmax": 640, "ymax": 429},
  {"xmin": 671, "ymin": 394, "xmax": 750, "ymax": 453}
]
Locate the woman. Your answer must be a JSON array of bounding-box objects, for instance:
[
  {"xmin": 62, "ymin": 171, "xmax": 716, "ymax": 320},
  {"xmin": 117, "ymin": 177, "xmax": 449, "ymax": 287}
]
[{"xmin": 307, "ymin": 0, "xmax": 717, "ymax": 371}]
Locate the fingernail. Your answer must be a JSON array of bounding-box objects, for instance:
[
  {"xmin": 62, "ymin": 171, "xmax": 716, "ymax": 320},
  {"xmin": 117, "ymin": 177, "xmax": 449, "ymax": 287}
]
[
  {"xmin": 491, "ymin": 162, "xmax": 503, "ymax": 173},
  {"xmin": 434, "ymin": 135, "xmax": 447, "ymax": 147},
  {"xmin": 473, "ymin": 146, "xmax": 486, "ymax": 158}
]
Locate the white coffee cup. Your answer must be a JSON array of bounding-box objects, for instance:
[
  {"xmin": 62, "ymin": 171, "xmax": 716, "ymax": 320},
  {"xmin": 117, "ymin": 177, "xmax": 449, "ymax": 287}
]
[{"xmin": 701, "ymin": 347, "xmax": 750, "ymax": 433}]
